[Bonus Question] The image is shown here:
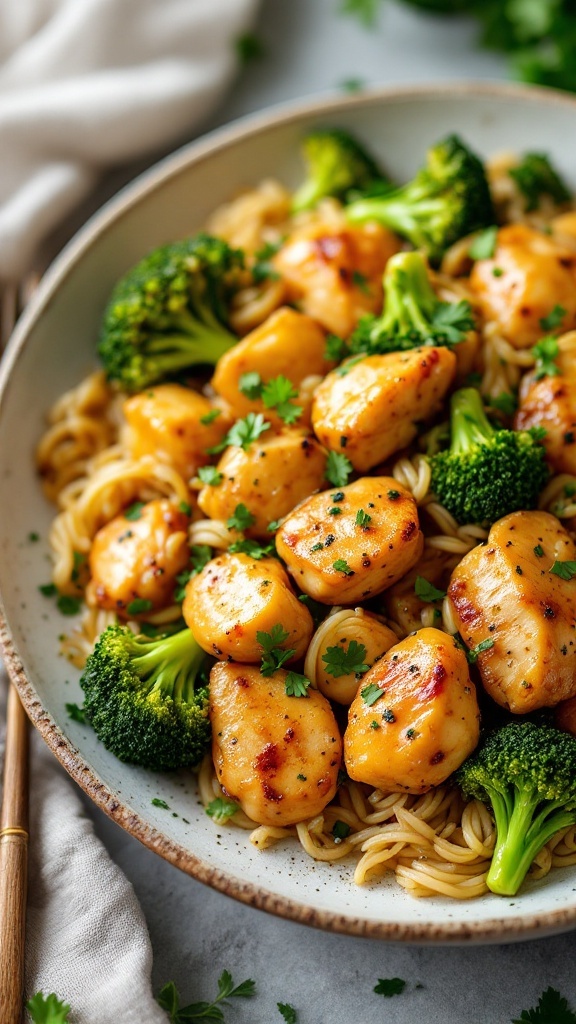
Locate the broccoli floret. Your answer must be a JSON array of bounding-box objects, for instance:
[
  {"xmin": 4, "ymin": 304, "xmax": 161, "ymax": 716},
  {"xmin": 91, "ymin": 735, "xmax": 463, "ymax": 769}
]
[
  {"xmin": 80, "ymin": 624, "xmax": 211, "ymax": 771},
  {"xmin": 292, "ymin": 127, "xmax": 386, "ymax": 213},
  {"xmin": 98, "ymin": 233, "xmax": 244, "ymax": 392},
  {"xmin": 429, "ymin": 387, "xmax": 549, "ymax": 524},
  {"xmin": 346, "ymin": 133, "xmax": 494, "ymax": 265},
  {"xmin": 457, "ymin": 721, "xmax": 576, "ymax": 896},
  {"xmin": 509, "ymin": 152, "xmax": 571, "ymax": 213},
  {"xmin": 349, "ymin": 250, "xmax": 475, "ymax": 356}
]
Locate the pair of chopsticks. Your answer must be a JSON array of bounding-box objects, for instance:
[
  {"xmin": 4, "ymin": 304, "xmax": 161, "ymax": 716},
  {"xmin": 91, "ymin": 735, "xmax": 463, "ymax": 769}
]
[{"xmin": 0, "ymin": 279, "xmax": 37, "ymax": 1024}]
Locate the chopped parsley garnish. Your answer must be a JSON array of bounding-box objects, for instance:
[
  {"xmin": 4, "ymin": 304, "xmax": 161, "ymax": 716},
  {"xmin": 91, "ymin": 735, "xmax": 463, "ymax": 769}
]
[
  {"xmin": 65, "ymin": 703, "xmax": 86, "ymax": 724},
  {"xmin": 467, "ymin": 637, "xmax": 495, "ymax": 663},
  {"xmin": 205, "ymin": 797, "xmax": 239, "ymax": 821},
  {"xmin": 355, "ymin": 508, "xmax": 372, "ymax": 528},
  {"xmin": 227, "ymin": 503, "xmax": 256, "ymax": 532},
  {"xmin": 261, "ymin": 375, "xmax": 303, "ymax": 425},
  {"xmin": 332, "ymin": 820, "xmax": 352, "ymax": 842},
  {"xmin": 550, "ymin": 560, "xmax": 576, "ymax": 580},
  {"xmin": 151, "ymin": 798, "xmax": 170, "ymax": 810},
  {"xmin": 199, "ymin": 408, "xmax": 221, "ymax": 426},
  {"xmin": 179, "ymin": 501, "xmax": 192, "ymax": 516},
  {"xmin": 39, "ymin": 582, "xmax": 58, "ymax": 597},
  {"xmin": 267, "ymin": 519, "xmax": 282, "ymax": 533},
  {"xmin": 332, "ymin": 558, "xmax": 354, "ymax": 575},
  {"xmin": 258, "ymin": 624, "xmax": 295, "ymax": 675},
  {"xmin": 534, "ymin": 544, "xmax": 544, "ymax": 558},
  {"xmin": 228, "ymin": 538, "xmax": 275, "ymax": 560},
  {"xmin": 487, "ymin": 391, "xmax": 518, "ymax": 416},
  {"xmin": 252, "ymin": 240, "xmax": 282, "ymax": 283},
  {"xmin": 124, "ymin": 501, "xmax": 144, "ymax": 521},
  {"xmin": 322, "ymin": 640, "xmax": 369, "ymax": 678},
  {"xmin": 352, "ymin": 269, "xmax": 371, "ymax": 294},
  {"xmin": 540, "ymin": 304, "xmax": 567, "ymax": 332},
  {"xmin": 126, "ymin": 598, "xmax": 153, "ymax": 616},
  {"xmin": 325, "ymin": 450, "xmax": 352, "ymax": 489},
  {"xmin": 28, "ymin": 532, "xmax": 40, "ymax": 542},
  {"xmin": 532, "ymin": 335, "xmax": 561, "ymax": 380},
  {"xmin": 239, "ymin": 371, "xmax": 263, "ymax": 399},
  {"xmin": 324, "ymin": 334, "xmax": 351, "ymax": 362},
  {"xmin": 285, "ymin": 672, "xmax": 311, "ymax": 697},
  {"xmin": 361, "ymin": 682, "xmax": 383, "ymax": 706},
  {"xmin": 209, "ymin": 412, "xmax": 271, "ymax": 453},
  {"xmin": 414, "ymin": 576, "xmax": 446, "ymax": 603},
  {"xmin": 197, "ymin": 465, "xmax": 223, "ymax": 487},
  {"xmin": 374, "ymin": 977, "xmax": 407, "ymax": 998},
  {"xmin": 57, "ymin": 595, "xmax": 81, "ymax": 616},
  {"xmin": 382, "ymin": 708, "xmax": 396, "ymax": 723},
  {"xmin": 468, "ymin": 225, "xmax": 498, "ymax": 261},
  {"xmin": 328, "ymin": 506, "xmax": 342, "ymax": 515}
]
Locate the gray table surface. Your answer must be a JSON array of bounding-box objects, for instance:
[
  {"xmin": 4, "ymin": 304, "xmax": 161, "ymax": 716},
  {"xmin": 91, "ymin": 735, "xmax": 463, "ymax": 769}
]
[{"xmin": 23, "ymin": 1, "xmax": 576, "ymax": 1021}]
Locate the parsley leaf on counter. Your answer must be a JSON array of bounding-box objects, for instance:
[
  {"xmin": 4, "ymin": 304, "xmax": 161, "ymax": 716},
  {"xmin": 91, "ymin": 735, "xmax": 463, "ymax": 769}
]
[
  {"xmin": 512, "ymin": 986, "xmax": 576, "ymax": 1024},
  {"xmin": 374, "ymin": 977, "xmax": 406, "ymax": 997},
  {"xmin": 235, "ymin": 32, "xmax": 266, "ymax": 64},
  {"xmin": 278, "ymin": 1003, "xmax": 298, "ymax": 1023},
  {"xmin": 158, "ymin": 969, "xmax": 255, "ymax": 1023}
]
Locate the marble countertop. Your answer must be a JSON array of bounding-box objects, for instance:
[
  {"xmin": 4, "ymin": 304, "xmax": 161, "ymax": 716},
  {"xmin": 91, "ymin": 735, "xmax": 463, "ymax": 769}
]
[{"xmin": 26, "ymin": 1, "xmax": 576, "ymax": 1020}]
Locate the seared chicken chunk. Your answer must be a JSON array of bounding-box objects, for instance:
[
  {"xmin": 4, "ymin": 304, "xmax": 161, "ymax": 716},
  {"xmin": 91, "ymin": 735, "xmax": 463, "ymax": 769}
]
[
  {"xmin": 469, "ymin": 224, "xmax": 576, "ymax": 349},
  {"xmin": 87, "ymin": 499, "xmax": 190, "ymax": 615},
  {"xmin": 210, "ymin": 662, "xmax": 342, "ymax": 827},
  {"xmin": 211, "ymin": 307, "xmax": 330, "ymax": 427},
  {"xmin": 276, "ymin": 477, "xmax": 423, "ymax": 605},
  {"xmin": 344, "ymin": 627, "xmax": 479, "ymax": 793},
  {"xmin": 182, "ymin": 551, "xmax": 313, "ymax": 662},
  {"xmin": 312, "ymin": 347, "xmax": 456, "ymax": 472},
  {"xmin": 448, "ymin": 511, "xmax": 576, "ymax": 713},
  {"xmin": 273, "ymin": 220, "xmax": 400, "ymax": 337},
  {"xmin": 123, "ymin": 384, "xmax": 231, "ymax": 480},
  {"xmin": 198, "ymin": 432, "xmax": 328, "ymax": 539},
  {"xmin": 515, "ymin": 331, "xmax": 576, "ymax": 475}
]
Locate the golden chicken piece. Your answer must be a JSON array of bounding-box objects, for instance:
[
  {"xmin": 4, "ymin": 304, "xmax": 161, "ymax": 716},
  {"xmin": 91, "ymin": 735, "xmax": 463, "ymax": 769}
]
[
  {"xmin": 276, "ymin": 477, "xmax": 423, "ymax": 605},
  {"xmin": 123, "ymin": 384, "xmax": 231, "ymax": 480},
  {"xmin": 273, "ymin": 220, "xmax": 400, "ymax": 337},
  {"xmin": 182, "ymin": 551, "xmax": 313, "ymax": 662},
  {"xmin": 344, "ymin": 627, "xmax": 479, "ymax": 794},
  {"xmin": 383, "ymin": 546, "xmax": 454, "ymax": 636},
  {"xmin": 312, "ymin": 347, "xmax": 456, "ymax": 472},
  {"xmin": 305, "ymin": 608, "xmax": 398, "ymax": 705},
  {"xmin": 469, "ymin": 224, "xmax": 576, "ymax": 349},
  {"xmin": 211, "ymin": 307, "xmax": 331, "ymax": 427},
  {"xmin": 198, "ymin": 432, "xmax": 328, "ymax": 539},
  {"xmin": 210, "ymin": 662, "xmax": 342, "ymax": 827},
  {"xmin": 515, "ymin": 331, "xmax": 576, "ymax": 475},
  {"xmin": 87, "ymin": 499, "xmax": 190, "ymax": 616},
  {"xmin": 448, "ymin": 511, "xmax": 576, "ymax": 713}
]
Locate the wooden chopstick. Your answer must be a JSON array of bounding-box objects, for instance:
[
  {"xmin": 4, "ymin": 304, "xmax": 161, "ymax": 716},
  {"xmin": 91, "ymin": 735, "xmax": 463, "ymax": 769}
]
[
  {"xmin": 0, "ymin": 277, "xmax": 35, "ymax": 1022},
  {"xmin": 0, "ymin": 683, "xmax": 30, "ymax": 1024}
]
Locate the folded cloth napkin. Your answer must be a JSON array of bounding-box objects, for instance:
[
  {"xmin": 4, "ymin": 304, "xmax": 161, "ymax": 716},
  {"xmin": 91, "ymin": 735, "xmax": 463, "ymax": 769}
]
[
  {"xmin": 0, "ymin": 0, "xmax": 259, "ymax": 281},
  {"xmin": 0, "ymin": 668, "xmax": 169, "ymax": 1023}
]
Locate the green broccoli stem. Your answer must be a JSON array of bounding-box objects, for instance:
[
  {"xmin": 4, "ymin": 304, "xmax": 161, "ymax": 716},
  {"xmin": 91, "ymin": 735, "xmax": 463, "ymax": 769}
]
[
  {"xmin": 292, "ymin": 179, "xmax": 325, "ymax": 214},
  {"xmin": 449, "ymin": 387, "xmax": 495, "ymax": 455},
  {"xmin": 379, "ymin": 251, "xmax": 438, "ymax": 337},
  {"xmin": 347, "ymin": 188, "xmax": 449, "ymax": 236},
  {"xmin": 487, "ymin": 786, "xmax": 576, "ymax": 896},
  {"xmin": 130, "ymin": 629, "xmax": 207, "ymax": 704},
  {"xmin": 144, "ymin": 314, "xmax": 236, "ymax": 368}
]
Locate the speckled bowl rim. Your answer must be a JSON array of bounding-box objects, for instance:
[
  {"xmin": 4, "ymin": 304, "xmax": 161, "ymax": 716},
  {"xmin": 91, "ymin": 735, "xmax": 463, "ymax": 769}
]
[{"xmin": 3, "ymin": 80, "xmax": 576, "ymax": 943}]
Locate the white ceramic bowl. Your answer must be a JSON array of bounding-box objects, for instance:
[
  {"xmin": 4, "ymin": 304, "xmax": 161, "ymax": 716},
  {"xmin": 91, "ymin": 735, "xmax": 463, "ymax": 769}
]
[{"xmin": 2, "ymin": 82, "xmax": 576, "ymax": 943}]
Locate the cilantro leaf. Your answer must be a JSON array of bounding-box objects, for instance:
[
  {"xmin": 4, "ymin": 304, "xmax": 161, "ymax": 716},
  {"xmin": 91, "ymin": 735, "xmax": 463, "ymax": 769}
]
[
  {"xmin": 200, "ymin": 408, "xmax": 222, "ymax": 426},
  {"xmin": 257, "ymin": 624, "xmax": 295, "ymax": 675},
  {"xmin": 228, "ymin": 538, "xmax": 276, "ymax": 560},
  {"xmin": 431, "ymin": 299, "xmax": 475, "ymax": 344},
  {"xmin": 159, "ymin": 970, "xmax": 256, "ymax": 1023},
  {"xmin": 332, "ymin": 558, "xmax": 354, "ymax": 575},
  {"xmin": 285, "ymin": 671, "xmax": 311, "ymax": 697},
  {"xmin": 278, "ymin": 1003, "xmax": 298, "ymax": 1023},
  {"xmin": 512, "ymin": 986, "xmax": 576, "ymax": 1024},
  {"xmin": 532, "ymin": 335, "xmax": 561, "ymax": 380},
  {"xmin": 355, "ymin": 508, "xmax": 372, "ymax": 528},
  {"xmin": 226, "ymin": 503, "xmax": 256, "ymax": 532},
  {"xmin": 468, "ymin": 225, "xmax": 498, "ymax": 260},
  {"xmin": 326, "ymin": 450, "xmax": 353, "ymax": 488},
  {"xmin": 206, "ymin": 796, "xmax": 239, "ymax": 822},
  {"xmin": 65, "ymin": 702, "xmax": 86, "ymax": 724},
  {"xmin": 210, "ymin": 413, "xmax": 270, "ymax": 453},
  {"xmin": 374, "ymin": 977, "xmax": 406, "ymax": 998},
  {"xmin": 550, "ymin": 560, "xmax": 576, "ymax": 580},
  {"xmin": 198, "ymin": 465, "xmax": 223, "ymax": 487},
  {"xmin": 322, "ymin": 640, "xmax": 369, "ymax": 678},
  {"xmin": 414, "ymin": 576, "xmax": 446, "ymax": 603},
  {"xmin": 26, "ymin": 993, "xmax": 71, "ymax": 1024}
]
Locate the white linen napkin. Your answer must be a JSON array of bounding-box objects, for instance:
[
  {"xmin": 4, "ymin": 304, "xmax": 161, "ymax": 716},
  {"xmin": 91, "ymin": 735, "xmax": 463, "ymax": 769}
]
[{"xmin": 0, "ymin": 0, "xmax": 259, "ymax": 281}]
